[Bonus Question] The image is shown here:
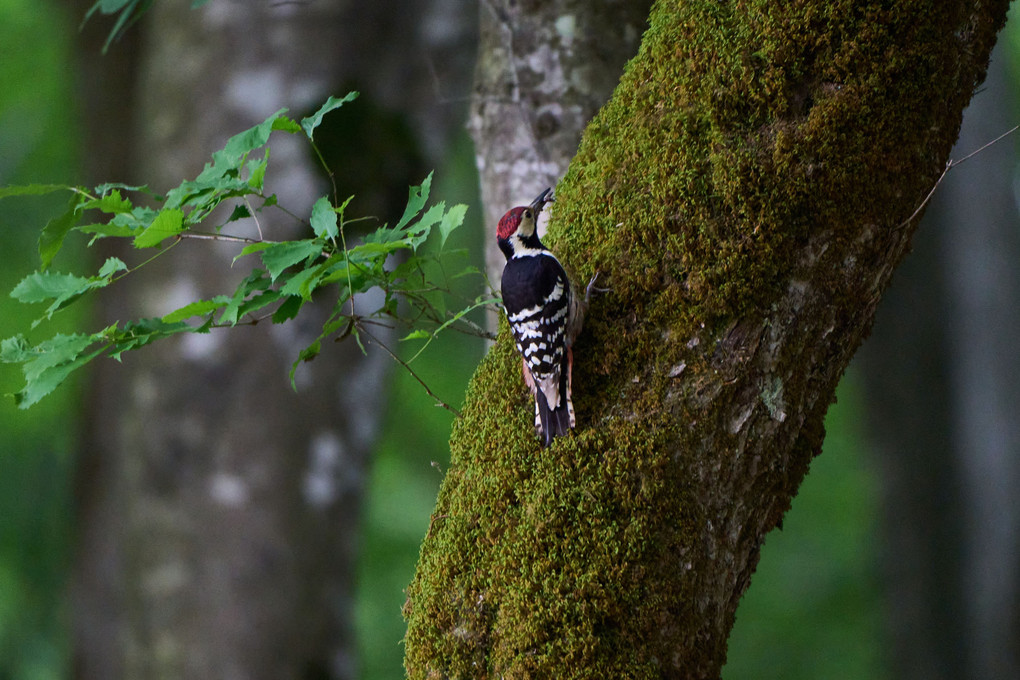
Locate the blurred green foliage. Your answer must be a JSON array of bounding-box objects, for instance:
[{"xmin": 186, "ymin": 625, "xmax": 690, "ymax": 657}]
[{"xmin": 0, "ymin": 0, "xmax": 79, "ymax": 678}]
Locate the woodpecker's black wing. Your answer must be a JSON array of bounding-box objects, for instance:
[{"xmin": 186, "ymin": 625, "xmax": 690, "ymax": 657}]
[{"xmin": 501, "ymin": 252, "xmax": 573, "ymax": 445}]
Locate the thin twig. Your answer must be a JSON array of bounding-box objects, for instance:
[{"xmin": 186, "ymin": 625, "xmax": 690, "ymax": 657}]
[
  {"xmin": 357, "ymin": 322, "xmax": 462, "ymax": 417},
  {"xmin": 899, "ymin": 124, "xmax": 1020, "ymax": 229},
  {"xmin": 244, "ymin": 196, "xmax": 264, "ymax": 240},
  {"xmin": 179, "ymin": 231, "xmax": 268, "ymax": 245}
]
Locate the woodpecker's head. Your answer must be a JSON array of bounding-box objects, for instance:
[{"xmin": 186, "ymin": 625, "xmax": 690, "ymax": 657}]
[{"xmin": 497, "ymin": 188, "xmax": 553, "ymax": 260}]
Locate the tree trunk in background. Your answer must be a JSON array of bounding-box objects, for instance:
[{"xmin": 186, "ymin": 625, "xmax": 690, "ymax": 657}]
[
  {"xmin": 862, "ymin": 41, "xmax": 1020, "ymax": 680},
  {"xmin": 69, "ymin": 2, "xmax": 475, "ymax": 679},
  {"xmin": 403, "ymin": 1, "xmax": 1010, "ymax": 676},
  {"xmin": 472, "ymin": 0, "xmax": 653, "ymax": 298}
]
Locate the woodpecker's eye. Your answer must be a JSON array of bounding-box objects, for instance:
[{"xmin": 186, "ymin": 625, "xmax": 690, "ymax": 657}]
[{"xmin": 523, "ymin": 210, "xmax": 532, "ymax": 219}]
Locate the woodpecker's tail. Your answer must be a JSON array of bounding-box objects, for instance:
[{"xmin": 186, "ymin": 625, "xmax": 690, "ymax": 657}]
[{"xmin": 534, "ymin": 352, "xmax": 574, "ymax": 447}]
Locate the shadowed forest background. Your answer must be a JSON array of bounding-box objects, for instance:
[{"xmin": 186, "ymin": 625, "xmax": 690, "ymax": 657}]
[{"xmin": 1, "ymin": 1, "xmax": 1018, "ymax": 679}]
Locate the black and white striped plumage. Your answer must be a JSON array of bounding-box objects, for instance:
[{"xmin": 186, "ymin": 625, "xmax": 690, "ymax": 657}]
[{"xmin": 497, "ymin": 188, "xmax": 581, "ymax": 447}]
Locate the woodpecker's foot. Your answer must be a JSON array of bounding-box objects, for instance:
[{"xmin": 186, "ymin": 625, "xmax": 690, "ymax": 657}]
[{"xmin": 584, "ymin": 272, "xmax": 611, "ymax": 303}]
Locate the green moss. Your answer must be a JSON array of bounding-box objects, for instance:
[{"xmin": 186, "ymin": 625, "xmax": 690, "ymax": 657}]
[{"xmin": 404, "ymin": 0, "xmax": 1008, "ymax": 677}]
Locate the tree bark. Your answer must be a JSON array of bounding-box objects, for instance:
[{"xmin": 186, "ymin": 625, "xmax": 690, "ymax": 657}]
[
  {"xmin": 69, "ymin": 1, "xmax": 476, "ymax": 679},
  {"xmin": 472, "ymin": 0, "xmax": 653, "ymax": 296},
  {"xmin": 404, "ymin": 1, "xmax": 1010, "ymax": 677}
]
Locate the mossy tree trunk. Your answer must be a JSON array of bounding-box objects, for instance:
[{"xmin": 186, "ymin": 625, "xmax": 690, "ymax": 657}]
[{"xmin": 404, "ymin": 0, "xmax": 1010, "ymax": 677}]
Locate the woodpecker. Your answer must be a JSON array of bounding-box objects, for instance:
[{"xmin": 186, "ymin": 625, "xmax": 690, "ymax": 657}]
[{"xmin": 497, "ymin": 188, "xmax": 586, "ymax": 447}]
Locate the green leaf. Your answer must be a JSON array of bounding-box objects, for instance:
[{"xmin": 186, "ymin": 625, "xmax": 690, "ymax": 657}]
[
  {"xmin": 218, "ymin": 269, "xmax": 272, "ymax": 325},
  {"xmin": 222, "ymin": 108, "xmax": 287, "ymax": 160},
  {"xmin": 113, "ymin": 318, "xmax": 194, "ymax": 357},
  {"xmin": 395, "ymin": 172, "xmax": 433, "ymax": 230},
  {"xmin": 235, "ymin": 289, "xmax": 284, "ymax": 319},
  {"xmin": 310, "ymin": 196, "xmax": 339, "ymax": 239},
  {"xmin": 38, "ymin": 194, "xmax": 83, "ymax": 270},
  {"xmin": 271, "ymin": 117, "xmax": 302, "ymax": 134},
  {"xmin": 232, "ymin": 241, "xmax": 272, "ymax": 265},
  {"xmin": 2, "ymin": 332, "xmax": 106, "ymax": 409},
  {"xmin": 97, "ymin": 257, "xmax": 128, "ymax": 278},
  {"xmin": 439, "ymin": 203, "xmax": 468, "ymax": 249},
  {"xmin": 226, "ymin": 203, "xmax": 252, "ymax": 223},
  {"xmin": 347, "ymin": 240, "xmax": 411, "ymax": 258},
  {"xmin": 162, "ymin": 296, "xmax": 230, "ymax": 323},
  {"xmin": 246, "ymin": 152, "xmax": 269, "ymax": 191},
  {"xmin": 0, "ymin": 335, "xmax": 31, "ymax": 363},
  {"xmin": 11, "ymin": 271, "xmax": 90, "ymax": 304},
  {"xmin": 401, "ymin": 329, "xmax": 430, "ymax": 341},
  {"xmin": 259, "ymin": 240, "xmax": 323, "ymax": 281},
  {"xmin": 92, "ymin": 182, "xmax": 152, "ymax": 196},
  {"xmin": 271, "ymin": 295, "xmax": 304, "ymax": 323},
  {"xmin": 405, "ymin": 202, "xmax": 444, "ymax": 251},
  {"xmin": 133, "ymin": 208, "xmax": 184, "ymax": 248},
  {"xmin": 300, "ymin": 92, "xmax": 359, "ymax": 139},
  {"xmin": 77, "ymin": 222, "xmax": 136, "ymax": 239},
  {"xmin": 289, "ymin": 340, "xmax": 321, "ymax": 387},
  {"xmin": 279, "ymin": 263, "xmax": 327, "ymax": 299},
  {"xmin": 0, "ymin": 184, "xmax": 71, "ymax": 199},
  {"xmin": 82, "ymin": 189, "xmax": 133, "ymax": 214}
]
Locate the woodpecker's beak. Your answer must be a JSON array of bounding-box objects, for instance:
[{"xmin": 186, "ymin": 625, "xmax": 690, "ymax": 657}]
[{"xmin": 529, "ymin": 187, "xmax": 553, "ymax": 215}]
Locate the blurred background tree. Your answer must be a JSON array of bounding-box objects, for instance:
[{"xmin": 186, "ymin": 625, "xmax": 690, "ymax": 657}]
[{"xmin": 0, "ymin": 1, "xmax": 1017, "ymax": 679}]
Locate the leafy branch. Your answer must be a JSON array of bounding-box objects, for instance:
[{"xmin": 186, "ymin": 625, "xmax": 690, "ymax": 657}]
[{"xmin": 1, "ymin": 93, "xmax": 497, "ymax": 409}]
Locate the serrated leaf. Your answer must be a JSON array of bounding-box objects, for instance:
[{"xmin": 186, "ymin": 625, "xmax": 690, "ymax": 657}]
[
  {"xmin": 310, "ymin": 196, "xmax": 338, "ymax": 239},
  {"xmin": 395, "ymin": 172, "xmax": 433, "ymax": 230},
  {"xmin": 93, "ymin": 182, "xmax": 152, "ymax": 196},
  {"xmin": 405, "ymin": 202, "xmax": 444, "ymax": 251},
  {"xmin": 259, "ymin": 240, "xmax": 323, "ymax": 281},
  {"xmin": 222, "ymin": 108, "xmax": 287, "ymax": 160},
  {"xmin": 83, "ymin": 189, "xmax": 133, "ymax": 214},
  {"xmin": 77, "ymin": 222, "xmax": 136, "ymax": 239},
  {"xmin": 0, "ymin": 335, "xmax": 31, "ymax": 363},
  {"xmin": 300, "ymin": 92, "xmax": 359, "ymax": 139},
  {"xmin": 280, "ymin": 264, "xmax": 326, "ymax": 299},
  {"xmin": 289, "ymin": 339, "xmax": 321, "ymax": 387},
  {"xmin": 348, "ymin": 240, "xmax": 411, "ymax": 258},
  {"xmin": 271, "ymin": 117, "xmax": 302, "ymax": 134},
  {"xmin": 0, "ymin": 184, "xmax": 71, "ymax": 199},
  {"xmin": 38, "ymin": 194, "xmax": 83, "ymax": 270},
  {"xmin": 162, "ymin": 296, "xmax": 230, "ymax": 323},
  {"xmin": 97, "ymin": 257, "xmax": 128, "ymax": 278},
  {"xmin": 363, "ymin": 224, "xmax": 403, "ymax": 245},
  {"xmin": 232, "ymin": 241, "xmax": 272, "ymax": 264},
  {"xmin": 226, "ymin": 203, "xmax": 252, "ymax": 223},
  {"xmin": 112, "ymin": 317, "xmax": 194, "ymax": 357},
  {"xmin": 11, "ymin": 271, "xmax": 90, "ymax": 304},
  {"xmin": 5, "ymin": 332, "xmax": 106, "ymax": 409},
  {"xmin": 235, "ymin": 289, "xmax": 284, "ymax": 319},
  {"xmin": 218, "ymin": 269, "xmax": 272, "ymax": 325},
  {"xmin": 272, "ymin": 295, "xmax": 304, "ymax": 323},
  {"xmin": 246, "ymin": 152, "xmax": 269, "ymax": 191},
  {"xmin": 439, "ymin": 203, "xmax": 468, "ymax": 249},
  {"xmin": 133, "ymin": 208, "xmax": 184, "ymax": 248}
]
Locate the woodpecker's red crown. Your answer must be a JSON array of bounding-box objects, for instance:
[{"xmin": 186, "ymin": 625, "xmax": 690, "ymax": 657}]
[{"xmin": 497, "ymin": 206, "xmax": 534, "ymax": 240}]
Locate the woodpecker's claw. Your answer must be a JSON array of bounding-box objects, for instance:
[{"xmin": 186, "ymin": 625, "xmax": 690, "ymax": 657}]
[{"xmin": 584, "ymin": 272, "xmax": 610, "ymax": 303}]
